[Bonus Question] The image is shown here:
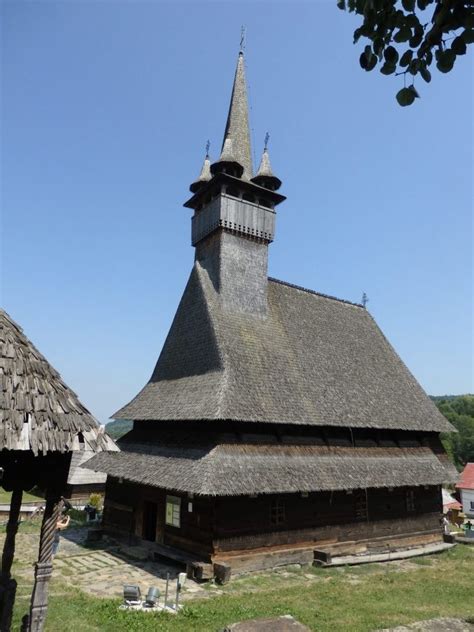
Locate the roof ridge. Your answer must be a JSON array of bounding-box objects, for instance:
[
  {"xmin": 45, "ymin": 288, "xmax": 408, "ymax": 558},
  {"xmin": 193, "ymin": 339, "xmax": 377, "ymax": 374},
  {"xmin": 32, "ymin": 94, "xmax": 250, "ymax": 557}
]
[
  {"xmin": 194, "ymin": 262, "xmax": 229, "ymax": 419},
  {"xmin": 268, "ymin": 277, "xmax": 364, "ymax": 308}
]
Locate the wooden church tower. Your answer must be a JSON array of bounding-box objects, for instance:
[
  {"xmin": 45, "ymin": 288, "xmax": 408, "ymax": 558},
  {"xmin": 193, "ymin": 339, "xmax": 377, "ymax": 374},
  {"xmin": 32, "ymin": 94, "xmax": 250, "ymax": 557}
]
[{"xmin": 87, "ymin": 49, "xmax": 456, "ymax": 579}]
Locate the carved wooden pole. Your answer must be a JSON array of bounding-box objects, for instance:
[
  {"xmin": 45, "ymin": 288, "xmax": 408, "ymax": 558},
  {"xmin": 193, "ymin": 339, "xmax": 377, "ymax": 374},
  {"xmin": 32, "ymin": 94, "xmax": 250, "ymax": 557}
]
[
  {"xmin": 24, "ymin": 494, "xmax": 61, "ymax": 632},
  {"xmin": 0, "ymin": 488, "xmax": 23, "ymax": 632}
]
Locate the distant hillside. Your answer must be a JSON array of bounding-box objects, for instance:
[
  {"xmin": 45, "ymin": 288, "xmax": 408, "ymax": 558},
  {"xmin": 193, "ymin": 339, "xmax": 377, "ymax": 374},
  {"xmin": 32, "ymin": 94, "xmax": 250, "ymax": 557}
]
[
  {"xmin": 106, "ymin": 419, "xmax": 132, "ymax": 440},
  {"xmin": 431, "ymin": 394, "xmax": 473, "ymax": 402},
  {"xmin": 432, "ymin": 394, "xmax": 474, "ymax": 469}
]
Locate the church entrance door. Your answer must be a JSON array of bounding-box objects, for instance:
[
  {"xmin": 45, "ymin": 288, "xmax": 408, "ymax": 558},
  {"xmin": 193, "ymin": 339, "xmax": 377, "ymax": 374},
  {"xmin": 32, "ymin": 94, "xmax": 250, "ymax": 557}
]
[{"xmin": 142, "ymin": 501, "xmax": 158, "ymax": 541}]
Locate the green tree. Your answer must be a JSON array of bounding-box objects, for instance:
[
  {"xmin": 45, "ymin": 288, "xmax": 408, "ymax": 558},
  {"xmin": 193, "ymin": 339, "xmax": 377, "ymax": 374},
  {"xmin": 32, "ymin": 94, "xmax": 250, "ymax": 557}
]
[
  {"xmin": 437, "ymin": 395, "xmax": 474, "ymax": 468},
  {"xmin": 338, "ymin": 0, "xmax": 474, "ymax": 105}
]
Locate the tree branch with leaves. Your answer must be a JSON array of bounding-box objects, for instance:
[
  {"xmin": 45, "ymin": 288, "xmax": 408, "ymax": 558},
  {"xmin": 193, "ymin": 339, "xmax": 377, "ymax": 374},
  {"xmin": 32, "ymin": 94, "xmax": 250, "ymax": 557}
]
[{"xmin": 338, "ymin": 0, "xmax": 473, "ymax": 105}]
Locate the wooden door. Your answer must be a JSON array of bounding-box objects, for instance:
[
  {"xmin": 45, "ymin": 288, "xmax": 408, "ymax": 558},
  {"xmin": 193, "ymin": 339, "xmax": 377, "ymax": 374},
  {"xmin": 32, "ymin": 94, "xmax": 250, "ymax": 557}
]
[{"xmin": 142, "ymin": 501, "xmax": 158, "ymax": 542}]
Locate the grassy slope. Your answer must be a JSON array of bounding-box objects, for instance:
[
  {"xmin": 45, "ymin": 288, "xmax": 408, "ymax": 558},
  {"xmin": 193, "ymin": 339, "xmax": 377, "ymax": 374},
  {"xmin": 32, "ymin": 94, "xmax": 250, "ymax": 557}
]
[
  {"xmin": 12, "ymin": 545, "xmax": 474, "ymax": 632},
  {"xmin": 0, "ymin": 489, "xmax": 43, "ymax": 504}
]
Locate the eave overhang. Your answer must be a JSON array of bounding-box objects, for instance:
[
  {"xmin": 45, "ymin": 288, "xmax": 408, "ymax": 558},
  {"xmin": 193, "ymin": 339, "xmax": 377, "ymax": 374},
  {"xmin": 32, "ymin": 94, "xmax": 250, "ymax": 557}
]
[{"xmin": 184, "ymin": 172, "xmax": 286, "ymax": 210}]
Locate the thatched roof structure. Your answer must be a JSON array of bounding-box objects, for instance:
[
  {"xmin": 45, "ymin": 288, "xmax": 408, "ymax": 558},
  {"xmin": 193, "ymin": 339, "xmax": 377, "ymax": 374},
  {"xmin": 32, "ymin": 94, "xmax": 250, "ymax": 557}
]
[
  {"xmin": 86, "ymin": 427, "xmax": 457, "ymax": 496},
  {"xmin": 0, "ymin": 309, "xmax": 117, "ymax": 455},
  {"xmin": 113, "ymin": 264, "xmax": 454, "ymax": 433}
]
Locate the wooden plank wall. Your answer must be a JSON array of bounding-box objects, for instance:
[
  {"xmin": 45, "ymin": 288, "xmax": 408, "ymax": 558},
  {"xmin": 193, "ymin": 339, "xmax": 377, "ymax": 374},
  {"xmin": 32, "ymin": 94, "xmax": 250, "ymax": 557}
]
[
  {"xmin": 102, "ymin": 477, "xmax": 214, "ymax": 556},
  {"xmin": 102, "ymin": 479, "xmax": 442, "ymax": 557},
  {"xmin": 213, "ymin": 486, "xmax": 442, "ymax": 552}
]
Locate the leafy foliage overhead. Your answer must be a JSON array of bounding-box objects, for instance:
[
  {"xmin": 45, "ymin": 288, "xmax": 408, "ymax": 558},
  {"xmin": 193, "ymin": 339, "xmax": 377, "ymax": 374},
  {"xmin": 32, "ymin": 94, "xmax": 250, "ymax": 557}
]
[{"xmin": 338, "ymin": 0, "xmax": 474, "ymax": 105}]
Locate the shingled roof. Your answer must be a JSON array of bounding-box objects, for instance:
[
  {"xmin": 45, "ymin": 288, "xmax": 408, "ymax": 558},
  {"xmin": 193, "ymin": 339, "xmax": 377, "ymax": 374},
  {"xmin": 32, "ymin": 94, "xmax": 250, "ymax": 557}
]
[
  {"xmin": 0, "ymin": 309, "xmax": 117, "ymax": 455},
  {"xmin": 218, "ymin": 52, "xmax": 253, "ymax": 180},
  {"xmin": 114, "ymin": 263, "xmax": 453, "ymax": 433},
  {"xmin": 86, "ymin": 436, "xmax": 457, "ymax": 496},
  {"xmin": 67, "ymin": 451, "xmax": 107, "ymax": 486}
]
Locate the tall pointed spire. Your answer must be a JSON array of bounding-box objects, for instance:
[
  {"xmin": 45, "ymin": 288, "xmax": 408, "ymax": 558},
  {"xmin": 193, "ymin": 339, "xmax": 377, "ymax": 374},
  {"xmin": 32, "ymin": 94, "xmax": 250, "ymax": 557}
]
[{"xmin": 219, "ymin": 51, "xmax": 253, "ymax": 180}]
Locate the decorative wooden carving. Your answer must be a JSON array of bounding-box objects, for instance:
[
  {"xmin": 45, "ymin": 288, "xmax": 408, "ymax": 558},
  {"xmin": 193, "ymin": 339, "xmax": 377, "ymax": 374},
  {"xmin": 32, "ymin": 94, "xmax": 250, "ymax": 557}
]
[{"xmin": 24, "ymin": 494, "xmax": 61, "ymax": 632}]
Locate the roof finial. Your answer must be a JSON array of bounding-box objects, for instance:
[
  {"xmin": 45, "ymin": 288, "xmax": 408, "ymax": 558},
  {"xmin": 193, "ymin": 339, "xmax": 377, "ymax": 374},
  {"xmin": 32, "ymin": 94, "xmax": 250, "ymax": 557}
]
[
  {"xmin": 362, "ymin": 292, "xmax": 369, "ymax": 308},
  {"xmin": 240, "ymin": 25, "xmax": 246, "ymax": 54},
  {"xmin": 264, "ymin": 132, "xmax": 270, "ymax": 151},
  {"xmin": 205, "ymin": 139, "xmax": 210, "ymax": 158}
]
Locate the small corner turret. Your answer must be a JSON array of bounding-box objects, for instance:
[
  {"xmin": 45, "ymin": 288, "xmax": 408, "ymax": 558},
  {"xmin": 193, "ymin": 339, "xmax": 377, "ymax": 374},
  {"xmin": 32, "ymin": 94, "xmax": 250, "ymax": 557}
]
[
  {"xmin": 189, "ymin": 142, "xmax": 211, "ymax": 194},
  {"xmin": 252, "ymin": 134, "xmax": 282, "ymax": 192}
]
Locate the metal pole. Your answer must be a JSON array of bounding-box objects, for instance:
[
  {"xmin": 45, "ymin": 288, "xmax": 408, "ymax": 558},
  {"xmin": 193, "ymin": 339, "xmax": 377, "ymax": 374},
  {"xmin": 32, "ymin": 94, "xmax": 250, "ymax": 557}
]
[
  {"xmin": 164, "ymin": 572, "xmax": 169, "ymax": 610},
  {"xmin": 0, "ymin": 488, "xmax": 23, "ymax": 632},
  {"xmin": 175, "ymin": 578, "xmax": 180, "ymax": 611}
]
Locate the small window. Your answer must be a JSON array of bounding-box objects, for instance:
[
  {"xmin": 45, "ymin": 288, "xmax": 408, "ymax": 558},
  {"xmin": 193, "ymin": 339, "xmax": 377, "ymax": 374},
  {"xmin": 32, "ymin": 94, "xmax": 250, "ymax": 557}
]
[
  {"xmin": 165, "ymin": 495, "xmax": 181, "ymax": 528},
  {"xmin": 270, "ymin": 498, "xmax": 285, "ymax": 526},
  {"xmin": 406, "ymin": 490, "xmax": 415, "ymax": 513},
  {"xmin": 470, "ymin": 501, "xmax": 474, "ymax": 510},
  {"xmin": 354, "ymin": 490, "xmax": 368, "ymax": 520}
]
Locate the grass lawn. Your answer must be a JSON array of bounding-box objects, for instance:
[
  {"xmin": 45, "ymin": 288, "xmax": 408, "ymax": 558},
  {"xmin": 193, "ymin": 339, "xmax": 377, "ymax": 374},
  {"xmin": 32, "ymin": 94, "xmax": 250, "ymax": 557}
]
[
  {"xmin": 11, "ymin": 544, "xmax": 474, "ymax": 632},
  {"xmin": 0, "ymin": 488, "xmax": 43, "ymax": 504}
]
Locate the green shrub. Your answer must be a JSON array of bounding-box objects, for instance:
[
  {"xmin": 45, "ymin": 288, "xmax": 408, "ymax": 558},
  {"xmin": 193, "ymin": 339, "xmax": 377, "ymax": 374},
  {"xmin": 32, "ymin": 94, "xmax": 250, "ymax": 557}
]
[{"xmin": 89, "ymin": 493, "xmax": 103, "ymax": 510}]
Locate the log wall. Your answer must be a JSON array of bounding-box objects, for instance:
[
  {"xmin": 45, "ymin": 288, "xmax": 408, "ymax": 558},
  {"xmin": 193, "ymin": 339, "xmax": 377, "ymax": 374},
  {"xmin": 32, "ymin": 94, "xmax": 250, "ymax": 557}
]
[
  {"xmin": 102, "ymin": 477, "xmax": 214, "ymax": 556},
  {"xmin": 102, "ymin": 479, "xmax": 442, "ymax": 563},
  {"xmin": 213, "ymin": 486, "xmax": 442, "ymax": 552}
]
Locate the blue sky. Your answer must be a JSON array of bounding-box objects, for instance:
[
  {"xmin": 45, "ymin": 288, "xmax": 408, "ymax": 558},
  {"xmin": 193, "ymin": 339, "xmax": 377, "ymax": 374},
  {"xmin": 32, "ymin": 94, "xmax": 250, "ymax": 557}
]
[{"xmin": 2, "ymin": 1, "xmax": 472, "ymax": 425}]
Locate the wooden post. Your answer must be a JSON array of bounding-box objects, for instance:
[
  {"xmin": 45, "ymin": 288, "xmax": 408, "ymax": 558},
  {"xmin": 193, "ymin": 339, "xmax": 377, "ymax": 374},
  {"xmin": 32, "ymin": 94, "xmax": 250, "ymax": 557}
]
[
  {"xmin": 24, "ymin": 494, "xmax": 61, "ymax": 632},
  {"xmin": 0, "ymin": 488, "xmax": 23, "ymax": 632}
]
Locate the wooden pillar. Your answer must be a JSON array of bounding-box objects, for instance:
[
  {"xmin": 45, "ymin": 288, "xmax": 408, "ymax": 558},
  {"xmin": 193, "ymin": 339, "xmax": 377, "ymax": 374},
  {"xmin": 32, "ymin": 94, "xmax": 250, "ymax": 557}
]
[
  {"xmin": 24, "ymin": 493, "xmax": 61, "ymax": 632},
  {"xmin": 0, "ymin": 489, "xmax": 23, "ymax": 632}
]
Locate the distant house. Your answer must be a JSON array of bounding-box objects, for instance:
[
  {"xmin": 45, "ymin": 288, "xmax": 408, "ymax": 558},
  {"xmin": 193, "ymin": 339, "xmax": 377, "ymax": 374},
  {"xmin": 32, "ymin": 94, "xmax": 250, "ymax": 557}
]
[
  {"xmin": 442, "ymin": 488, "xmax": 462, "ymax": 526},
  {"xmin": 442, "ymin": 489, "xmax": 461, "ymax": 513},
  {"xmin": 456, "ymin": 463, "xmax": 474, "ymax": 517},
  {"xmin": 64, "ymin": 451, "xmax": 107, "ymax": 500}
]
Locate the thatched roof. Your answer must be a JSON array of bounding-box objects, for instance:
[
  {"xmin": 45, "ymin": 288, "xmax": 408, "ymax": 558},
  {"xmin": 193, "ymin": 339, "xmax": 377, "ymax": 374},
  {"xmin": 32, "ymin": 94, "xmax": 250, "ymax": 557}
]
[
  {"xmin": 114, "ymin": 263, "xmax": 454, "ymax": 434},
  {"xmin": 0, "ymin": 309, "xmax": 117, "ymax": 455},
  {"xmin": 85, "ymin": 432, "xmax": 457, "ymax": 496}
]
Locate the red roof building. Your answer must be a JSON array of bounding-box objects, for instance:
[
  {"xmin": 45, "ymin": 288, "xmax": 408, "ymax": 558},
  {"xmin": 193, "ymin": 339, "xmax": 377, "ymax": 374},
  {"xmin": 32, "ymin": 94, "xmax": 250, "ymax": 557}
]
[
  {"xmin": 456, "ymin": 463, "xmax": 474, "ymax": 490},
  {"xmin": 442, "ymin": 489, "xmax": 461, "ymax": 512},
  {"xmin": 456, "ymin": 463, "xmax": 474, "ymax": 517}
]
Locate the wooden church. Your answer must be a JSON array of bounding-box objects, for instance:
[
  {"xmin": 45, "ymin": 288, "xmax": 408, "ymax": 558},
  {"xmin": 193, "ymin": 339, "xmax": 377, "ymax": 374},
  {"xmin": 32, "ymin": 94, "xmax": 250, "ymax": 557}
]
[{"xmin": 86, "ymin": 50, "xmax": 457, "ymax": 578}]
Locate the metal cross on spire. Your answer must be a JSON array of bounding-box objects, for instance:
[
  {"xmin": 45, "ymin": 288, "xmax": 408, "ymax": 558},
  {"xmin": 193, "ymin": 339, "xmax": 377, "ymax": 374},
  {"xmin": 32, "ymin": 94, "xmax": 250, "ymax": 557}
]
[
  {"xmin": 264, "ymin": 132, "xmax": 270, "ymax": 151},
  {"xmin": 205, "ymin": 140, "xmax": 210, "ymax": 158},
  {"xmin": 362, "ymin": 292, "xmax": 369, "ymax": 308},
  {"xmin": 240, "ymin": 25, "xmax": 246, "ymax": 53}
]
